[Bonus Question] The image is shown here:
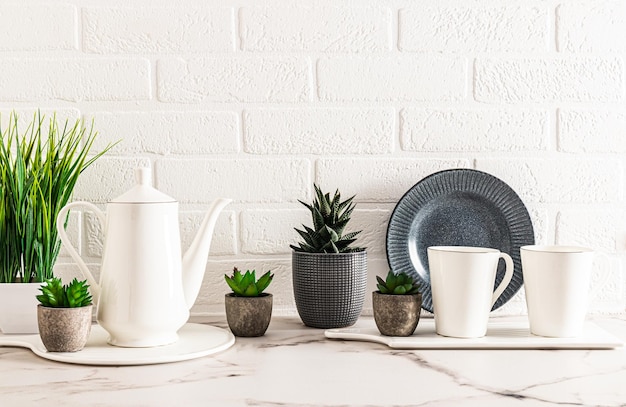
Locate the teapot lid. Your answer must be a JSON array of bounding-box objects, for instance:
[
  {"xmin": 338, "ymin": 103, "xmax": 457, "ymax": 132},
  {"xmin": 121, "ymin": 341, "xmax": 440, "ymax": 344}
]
[{"xmin": 111, "ymin": 168, "xmax": 176, "ymax": 204}]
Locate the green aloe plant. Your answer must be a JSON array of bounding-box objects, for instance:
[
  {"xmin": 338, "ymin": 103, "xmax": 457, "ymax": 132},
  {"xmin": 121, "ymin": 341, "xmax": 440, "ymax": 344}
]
[
  {"xmin": 36, "ymin": 277, "xmax": 93, "ymax": 308},
  {"xmin": 0, "ymin": 111, "xmax": 116, "ymax": 283},
  {"xmin": 376, "ymin": 271, "xmax": 421, "ymax": 295},
  {"xmin": 290, "ymin": 184, "xmax": 363, "ymax": 254},
  {"xmin": 225, "ymin": 267, "xmax": 273, "ymax": 297}
]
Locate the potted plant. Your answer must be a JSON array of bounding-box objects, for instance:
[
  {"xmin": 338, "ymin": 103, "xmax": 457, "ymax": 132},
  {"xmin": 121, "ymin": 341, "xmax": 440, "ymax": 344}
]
[
  {"xmin": 373, "ymin": 271, "xmax": 422, "ymax": 337},
  {"xmin": 0, "ymin": 111, "xmax": 114, "ymax": 333},
  {"xmin": 224, "ymin": 267, "xmax": 274, "ymax": 337},
  {"xmin": 290, "ymin": 184, "xmax": 367, "ymax": 329},
  {"xmin": 36, "ymin": 277, "xmax": 93, "ymax": 352}
]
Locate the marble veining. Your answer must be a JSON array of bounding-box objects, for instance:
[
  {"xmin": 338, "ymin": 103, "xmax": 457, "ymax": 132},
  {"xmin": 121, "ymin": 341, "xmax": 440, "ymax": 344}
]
[{"xmin": 1, "ymin": 316, "xmax": 625, "ymax": 407}]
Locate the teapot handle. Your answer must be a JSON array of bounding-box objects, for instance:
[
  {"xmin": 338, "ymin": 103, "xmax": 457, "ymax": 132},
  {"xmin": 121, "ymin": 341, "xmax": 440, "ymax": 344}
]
[{"xmin": 56, "ymin": 202, "xmax": 104, "ymax": 304}]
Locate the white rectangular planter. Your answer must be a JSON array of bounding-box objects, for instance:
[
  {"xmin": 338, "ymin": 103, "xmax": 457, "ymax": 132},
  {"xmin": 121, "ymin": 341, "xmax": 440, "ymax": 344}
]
[{"xmin": 0, "ymin": 283, "xmax": 42, "ymax": 334}]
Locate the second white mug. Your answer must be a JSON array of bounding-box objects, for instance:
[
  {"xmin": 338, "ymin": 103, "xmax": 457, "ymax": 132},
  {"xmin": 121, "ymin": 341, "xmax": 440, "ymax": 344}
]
[
  {"xmin": 521, "ymin": 245, "xmax": 596, "ymax": 338},
  {"xmin": 428, "ymin": 246, "xmax": 514, "ymax": 338}
]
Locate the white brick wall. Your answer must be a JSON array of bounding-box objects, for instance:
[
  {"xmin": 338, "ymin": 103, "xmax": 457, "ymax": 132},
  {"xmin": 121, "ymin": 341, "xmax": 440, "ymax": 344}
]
[
  {"xmin": 83, "ymin": 7, "xmax": 235, "ymax": 54},
  {"xmin": 157, "ymin": 57, "xmax": 311, "ymax": 103},
  {"xmin": 558, "ymin": 109, "xmax": 626, "ymax": 153},
  {"xmin": 90, "ymin": 111, "xmax": 240, "ymax": 155},
  {"xmin": 476, "ymin": 159, "xmax": 623, "ymax": 203},
  {"xmin": 0, "ymin": 0, "xmax": 621, "ymax": 316},
  {"xmin": 399, "ymin": 6, "xmax": 549, "ymax": 52},
  {"xmin": 400, "ymin": 109, "xmax": 548, "ymax": 152},
  {"xmin": 155, "ymin": 159, "xmax": 311, "ymax": 203},
  {"xmin": 475, "ymin": 57, "xmax": 624, "ymax": 103},
  {"xmin": 0, "ymin": 109, "xmax": 81, "ymax": 134},
  {"xmin": 0, "ymin": 58, "xmax": 151, "ymax": 102},
  {"xmin": 241, "ymin": 209, "xmax": 309, "ymax": 255},
  {"xmin": 240, "ymin": 7, "xmax": 392, "ymax": 52},
  {"xmin": 0, "ymin": 4, "xmax": 76, "ymax": 51},
  {"xmin": 557, "ymin": 2, "xmax": 626, "ymax": 52},
  {"xmin": 244, "ymin": 108, "xmax": 394, "ymax": 154},
  {"xmin": 318, "ymin": 56, "xmax": 467, "ymax": 101},
  {"xmin": 73, "ymin": 158, "xmax": 152, "ymax": 203},
  {"xmin": 556, "ymin": 210, "xmax": 624, "ymax": 252},
  {"xmin": 317, "ymin": 159, "xmax": 471, "ymax": 201}
]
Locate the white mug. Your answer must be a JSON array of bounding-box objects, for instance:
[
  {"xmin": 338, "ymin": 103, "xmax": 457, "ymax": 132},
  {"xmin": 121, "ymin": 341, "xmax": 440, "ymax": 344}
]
[
  {"xmin": 428, "ymin": 246, "xmax": 514, "ymax": 338},
  {"xmin": 521, "ymin": 245, "xmax": 596, "ymax": 337}
]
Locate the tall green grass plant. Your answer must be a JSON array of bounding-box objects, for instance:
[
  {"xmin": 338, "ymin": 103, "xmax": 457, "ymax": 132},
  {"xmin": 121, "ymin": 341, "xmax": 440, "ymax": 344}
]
[{"xmin": 0, "ymin": 112, "xmax": 115, "ymax": 283}]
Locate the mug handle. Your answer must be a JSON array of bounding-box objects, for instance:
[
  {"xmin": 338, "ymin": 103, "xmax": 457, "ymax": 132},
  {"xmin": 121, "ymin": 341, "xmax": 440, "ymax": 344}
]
[{"xmin": 491, "ymin": 252, "xmax": 514, "ymax": 307}]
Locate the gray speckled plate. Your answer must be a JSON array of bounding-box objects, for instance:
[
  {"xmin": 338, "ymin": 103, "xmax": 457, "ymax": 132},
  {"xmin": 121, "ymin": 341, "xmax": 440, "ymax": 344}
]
[{"xmin": 386, "ymin": 169, "xmax": 534, "ymax": 313}]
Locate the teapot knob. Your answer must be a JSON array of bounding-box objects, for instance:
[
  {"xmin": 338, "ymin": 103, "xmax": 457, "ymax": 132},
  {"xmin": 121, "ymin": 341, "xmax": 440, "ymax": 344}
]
[{"xmin": 136, "ymin": 167, "xmax": 152, "ymax": 187}]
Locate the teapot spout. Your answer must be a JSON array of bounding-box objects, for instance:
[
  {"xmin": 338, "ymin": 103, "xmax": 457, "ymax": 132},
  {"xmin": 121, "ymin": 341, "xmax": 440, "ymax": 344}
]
[{"xmin": 182, "ymin": 198, "xmax": 232, "ymax": 309}]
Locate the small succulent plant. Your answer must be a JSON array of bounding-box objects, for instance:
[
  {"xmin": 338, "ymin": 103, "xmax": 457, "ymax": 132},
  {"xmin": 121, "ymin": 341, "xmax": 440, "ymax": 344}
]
[
  {"xmin": 376, "ymin": 271, "xmax": 421, "ymax": 295},
  {"xmin": 225, "ymin": 267, "xmax": 274, "ymax": 297},
  {"xmin": 290, "ymin": 184, "xmax": 363, "ymax": 254},
  {"xmin": 36, "ymin": 277, "xmax": 93, "ymax": 308}
]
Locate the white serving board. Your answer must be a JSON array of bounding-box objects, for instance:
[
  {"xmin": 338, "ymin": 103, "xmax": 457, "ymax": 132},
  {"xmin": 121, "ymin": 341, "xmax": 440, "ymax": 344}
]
[
  {"xmin": 0, "ymin": 323, "xmax": 235, "ymax": 365},
  {"xmin": 325, "ymin": 319, "xmax": 623, "ymax": 350}
]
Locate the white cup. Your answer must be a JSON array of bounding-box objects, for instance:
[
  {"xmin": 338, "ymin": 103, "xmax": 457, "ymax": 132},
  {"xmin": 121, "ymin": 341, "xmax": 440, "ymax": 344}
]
[
  {"xmin": 428, "ymin": 246, "xmax": 514, "ymax": 338},
  {"xmin": 521, "ymin": 245, "xmax": 596, "ymax": 338}
]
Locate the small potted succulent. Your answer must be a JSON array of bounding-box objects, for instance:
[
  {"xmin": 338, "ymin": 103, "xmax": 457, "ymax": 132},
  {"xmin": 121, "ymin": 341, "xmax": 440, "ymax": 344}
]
[
  {"xmin": 36, "ymin": 277, "xmax": 93, "ymax": 352},
  {"xmin": 290, "ymin": 184, "xmax": 367, "ymax": 329},
  {"xmin": 373, "ymin": 271, "xmax": 422, "ymax": 337},
  {"xmin": 224, "ymin": 267, "xmax": 274, "ymax": 337}
]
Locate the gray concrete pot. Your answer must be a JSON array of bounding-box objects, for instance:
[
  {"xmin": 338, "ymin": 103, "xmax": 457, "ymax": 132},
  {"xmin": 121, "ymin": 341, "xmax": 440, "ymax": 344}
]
[
  {"xmin": 292, "ymin": 251, "xmax": 367, "ymax": 329},
  {"xmin": 225, "ymin": 293, "xmax": 272, "ymax": 337},
  {"xmin": 372, "ymin": 291, "xmax": 422, "ymax": 336},
  {"xmin": 37, "ymin": 304, "xmax": 93, "ymax": 352}
]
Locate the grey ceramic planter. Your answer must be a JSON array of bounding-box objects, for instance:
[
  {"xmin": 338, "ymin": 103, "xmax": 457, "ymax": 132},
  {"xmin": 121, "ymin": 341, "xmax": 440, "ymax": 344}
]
[
  {"xmin": 225, "ymin": 293, "xmax": 272, "ymax": 337},
  {"xmin": 292, "ymin": 251, "xmax": 367, "ymax": 329},
  {"xmin": 373, "ymin": 292, "xmax": 422, "ymax": 336},
  {"xmin": 37, "ymin": 304, "xmax": 93, "ymax": 352}
]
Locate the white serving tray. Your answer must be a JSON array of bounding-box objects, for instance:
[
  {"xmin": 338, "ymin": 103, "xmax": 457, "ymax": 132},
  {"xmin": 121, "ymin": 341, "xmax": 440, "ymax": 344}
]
[
  {"xmin": 325, "ymin": 319, "xmax": 623, "ymax": 350},
  {"xmin": 0, "ymin": 323, "xmax": 235, "ymax": 366}
]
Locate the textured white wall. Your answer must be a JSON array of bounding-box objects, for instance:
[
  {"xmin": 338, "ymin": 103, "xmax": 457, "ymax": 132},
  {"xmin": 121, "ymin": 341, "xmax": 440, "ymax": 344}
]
[{"xmin": 1, "ymin": 0, "xmax": 625, "ymax": 316}]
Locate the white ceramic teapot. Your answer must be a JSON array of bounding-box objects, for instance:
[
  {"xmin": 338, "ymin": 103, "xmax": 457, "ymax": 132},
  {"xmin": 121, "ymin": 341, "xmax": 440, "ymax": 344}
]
[{"xmin": 56, "ymin": 168, "xmax": 231, "ymax": 347}]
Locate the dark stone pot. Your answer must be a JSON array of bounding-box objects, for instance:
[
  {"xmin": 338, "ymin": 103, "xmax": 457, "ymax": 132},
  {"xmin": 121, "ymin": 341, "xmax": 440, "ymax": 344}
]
[
  {"xmin": 372, "ymin": 291, "xmax": 422, "ymax": 337},
  {"xmin": 37, "ymin": 304, "xmax": 93, "ymax": 352},
  {"xmin": 225, "ymin": 293, "xmax": 273, "ymax": 337},
  {"xmin": 292, "ymin": 251, "xmax": 367, "ymax": 329}
]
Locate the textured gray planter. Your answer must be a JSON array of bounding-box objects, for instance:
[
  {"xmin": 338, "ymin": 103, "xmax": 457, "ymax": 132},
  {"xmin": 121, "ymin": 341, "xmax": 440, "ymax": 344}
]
[
  {"xmin": 37, "ymin": 304, "xmax": 93, "ymax": 352},
  {"xmin": 373, "ymin": 291, "xmax": 422, "ymax": 336},
  {"xmin": 292, "ymin": 251, "xmax": 367, "ymax": 329},
  {"xmin": 225, "ymin": 293, "xmax": 272, "ymax": 337}
]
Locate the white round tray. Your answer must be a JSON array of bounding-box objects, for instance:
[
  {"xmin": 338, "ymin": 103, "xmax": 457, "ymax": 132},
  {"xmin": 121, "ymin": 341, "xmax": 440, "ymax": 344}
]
[{"xmin": 0, "ymin": 323, "xmax": 235, "ymax": 366}]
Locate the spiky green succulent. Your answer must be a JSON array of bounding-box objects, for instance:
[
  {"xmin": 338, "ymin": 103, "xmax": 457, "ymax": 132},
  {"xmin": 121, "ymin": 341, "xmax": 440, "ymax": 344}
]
[
  {"xmin": 290, "ymin": 184, "xmax": 363, "ymax": 253},
  {"xmin": 36, "ymin": 277, "xmax": 93, "ymax": 308},
  {"xmin": 225, "ymin": 267, "xmax": 273, "ymax": 297},
  {"xmin": 376, "ymin": 271, "xmax": 421, "ymax": 295}
]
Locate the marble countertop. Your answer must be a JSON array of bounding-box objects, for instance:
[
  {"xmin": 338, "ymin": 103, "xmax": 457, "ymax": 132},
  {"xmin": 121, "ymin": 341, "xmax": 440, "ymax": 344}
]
[{"xmin": 1, "ymin": 315, "xmax": 625, "ymax": 407}]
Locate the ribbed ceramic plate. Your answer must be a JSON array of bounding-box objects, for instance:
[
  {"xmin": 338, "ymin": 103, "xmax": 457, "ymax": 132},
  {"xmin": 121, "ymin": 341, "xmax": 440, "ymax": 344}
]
[
  {"xmin": 386, "ymin": 169, "xmax": 534, "ymax": 313},
  {"xmin": 0, "ymin": 323, "xmax": 235, "ymax": 366},
  {"xmin": 325, "ymin": 319, "xmax": 623, "ymax": 349}
]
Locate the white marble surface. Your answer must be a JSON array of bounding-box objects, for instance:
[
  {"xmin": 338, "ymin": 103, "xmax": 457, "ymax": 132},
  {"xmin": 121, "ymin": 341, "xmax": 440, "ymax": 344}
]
[{"xmin": 1, "ymin": 315, "xmax": 625, "ymax": 407}]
